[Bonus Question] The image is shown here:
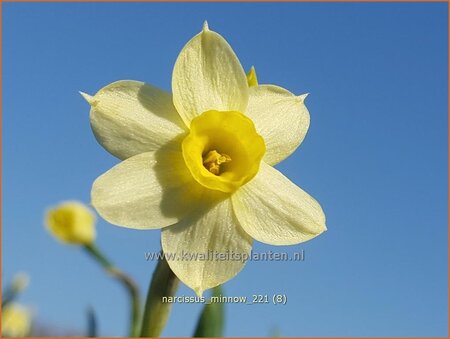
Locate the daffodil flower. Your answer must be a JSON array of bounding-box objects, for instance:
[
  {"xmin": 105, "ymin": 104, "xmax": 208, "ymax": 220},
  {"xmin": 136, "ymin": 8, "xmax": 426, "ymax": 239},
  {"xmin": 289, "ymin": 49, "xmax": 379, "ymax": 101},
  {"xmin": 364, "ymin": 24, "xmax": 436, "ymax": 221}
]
[{"xmin": 82, "ymin": 22, "xmax": 326, "ymax": 295}]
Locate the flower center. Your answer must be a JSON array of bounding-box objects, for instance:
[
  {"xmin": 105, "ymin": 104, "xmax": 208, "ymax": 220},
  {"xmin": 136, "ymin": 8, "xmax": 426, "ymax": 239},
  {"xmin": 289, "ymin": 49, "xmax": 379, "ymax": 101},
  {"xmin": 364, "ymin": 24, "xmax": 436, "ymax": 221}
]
[
  {"xmin": 182, "ymin": 110, "xmax": 266, "ymax": 193},
  {"xmin": 203, "ymin": 150, "xmax": 232, "ymax": 175}
]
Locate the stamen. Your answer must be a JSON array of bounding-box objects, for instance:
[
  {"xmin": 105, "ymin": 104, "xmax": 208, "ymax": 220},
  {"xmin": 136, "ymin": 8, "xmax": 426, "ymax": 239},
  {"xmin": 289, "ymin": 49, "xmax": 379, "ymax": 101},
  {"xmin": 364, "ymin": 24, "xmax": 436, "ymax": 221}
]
[{"xmin": 203, "ymin": 150, "xmax": 232, "ymax": 175}]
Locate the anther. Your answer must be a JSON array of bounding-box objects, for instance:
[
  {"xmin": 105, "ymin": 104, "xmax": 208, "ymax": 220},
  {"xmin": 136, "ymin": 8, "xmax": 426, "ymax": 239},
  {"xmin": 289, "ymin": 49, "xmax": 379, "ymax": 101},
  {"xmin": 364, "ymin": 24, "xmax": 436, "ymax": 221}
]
[{"xmin": 203, "ymin": 150, "xmax": 232, "ymax": 175}]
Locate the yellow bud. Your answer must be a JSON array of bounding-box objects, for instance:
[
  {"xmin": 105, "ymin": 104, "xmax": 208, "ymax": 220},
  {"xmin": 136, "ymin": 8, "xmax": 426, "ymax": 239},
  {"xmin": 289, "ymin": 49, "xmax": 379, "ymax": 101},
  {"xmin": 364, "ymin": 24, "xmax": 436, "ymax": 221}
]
[
  {"xmin": 12, "ymin": 272, "xmax": 30, "ymax": 293},
  {"xmin": 246, "ymin": 66, "xmax": 258, "ymax": 87},
  {"xmin": 46, "ymin": 201, "xmax": 96, "ymax": 245},
  {"xmin": 1, "ymin": 304, "xmax": 31, "ymax": 337}
]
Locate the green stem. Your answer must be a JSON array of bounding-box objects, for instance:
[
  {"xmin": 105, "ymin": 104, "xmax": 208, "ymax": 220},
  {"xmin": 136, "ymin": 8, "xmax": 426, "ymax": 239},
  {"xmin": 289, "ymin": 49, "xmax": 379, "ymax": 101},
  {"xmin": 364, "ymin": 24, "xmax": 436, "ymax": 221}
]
[
  {"xmin": 1, "ymin": 288, "xmax": 15, "ymax": 308},
  {"xmin": 193, "ymin": 286, "xmax": 224, "ymax": 337},
  {"xmin": 140, "ymin": 253, "xmax": 179, "ymax": 337},
  {"xmin": 2, "ymin": 274, "xmax": 29, "ymax": 308},
  {"xmin": 84, "ymin": 243, "xmax": 141, "ymax": 337},
  {"xmin": 86, "ymin": 306, "xmax": 97, "ymax": 337}
]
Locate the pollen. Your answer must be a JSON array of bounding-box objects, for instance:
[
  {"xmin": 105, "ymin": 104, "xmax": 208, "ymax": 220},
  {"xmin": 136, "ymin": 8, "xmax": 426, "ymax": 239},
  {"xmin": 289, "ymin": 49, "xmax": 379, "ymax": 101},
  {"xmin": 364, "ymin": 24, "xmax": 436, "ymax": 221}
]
[{"xmin": 203, "ymin": 150, "xmax": 232, "ymax": 175}]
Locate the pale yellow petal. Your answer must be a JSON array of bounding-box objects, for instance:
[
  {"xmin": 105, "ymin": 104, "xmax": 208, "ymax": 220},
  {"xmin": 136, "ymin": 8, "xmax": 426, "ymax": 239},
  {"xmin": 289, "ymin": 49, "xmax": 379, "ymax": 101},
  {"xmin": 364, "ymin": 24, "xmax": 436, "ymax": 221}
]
[
  {"xmin": 162, "ymin": 194, "xmax": 252, "ymax": 296},
  {"xmin": 232, "ymin": 162, "xmax": 326, "ymax": 245},
  {"xmin": 92, "ymin": 150, "xmax": 203, "ymax": 229},
  {"xmin": 172, "ymin": 25, "xmax": 248, "ymax": 126},
  {"xmin": 85, "ymin": 80, "xmax": 186, "ymax": 160},
  {"xmin": 246, "ymin": 85, "xmax": 310, "ymax": 165}
]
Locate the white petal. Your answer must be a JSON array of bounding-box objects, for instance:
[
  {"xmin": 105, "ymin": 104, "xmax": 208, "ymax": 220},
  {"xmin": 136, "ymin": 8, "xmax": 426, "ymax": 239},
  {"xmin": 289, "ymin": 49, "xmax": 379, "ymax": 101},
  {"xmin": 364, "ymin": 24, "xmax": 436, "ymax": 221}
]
[
  {"xmin": 232, "ymin": 162, "xmax": 326, "ymax": 245},
  {"xmin": 246, "ymin": 85, "xmax": 310, "ymax": 165},
  {"xmin": 86, "ymin": 80, "xmax": 186, "ymax": 160},
  {"xmin": 172, "ymin": 25, "xmax": 248, "ymax": 126},
  {"xmin": 162, "ymin": 194, "xmax": 252, "ymax": 296},
  {"xmin": 91, "ymin": 151, "xmax": 203, "ymax": 229}
]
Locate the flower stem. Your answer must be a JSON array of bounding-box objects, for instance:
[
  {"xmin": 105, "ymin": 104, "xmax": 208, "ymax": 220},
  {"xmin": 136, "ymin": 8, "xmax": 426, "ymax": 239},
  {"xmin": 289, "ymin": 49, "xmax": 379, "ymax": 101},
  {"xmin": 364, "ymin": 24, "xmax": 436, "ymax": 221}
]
[
  {"xmin": 86, "ymin": 306, "xmax": 97, "ymax": 337},
  {"xmin": 140, "ymin": 252, "xmax": 179, "ymax": 337},
  {"xmin": 2, "ymin": 273, "xmax": 29, "ymax": 308},
  {"xmin": 84, "ymin": 243, "xmax": 141, "ymax": 337},
  {"xmin": 193, "ymin": 285, "xmax": 224, "ymax": 337},
  {"xmin": 1, "ymin": 288, "xmax": 16, "ymax": 308}
]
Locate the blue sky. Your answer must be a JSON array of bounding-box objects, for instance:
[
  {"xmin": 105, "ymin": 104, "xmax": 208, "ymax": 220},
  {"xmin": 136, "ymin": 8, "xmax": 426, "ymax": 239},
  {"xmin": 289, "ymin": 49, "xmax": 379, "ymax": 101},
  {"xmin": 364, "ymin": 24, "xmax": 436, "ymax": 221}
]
[{"xmin": 3, "ymin": 2, "xmax": 448, "ymax": 337}]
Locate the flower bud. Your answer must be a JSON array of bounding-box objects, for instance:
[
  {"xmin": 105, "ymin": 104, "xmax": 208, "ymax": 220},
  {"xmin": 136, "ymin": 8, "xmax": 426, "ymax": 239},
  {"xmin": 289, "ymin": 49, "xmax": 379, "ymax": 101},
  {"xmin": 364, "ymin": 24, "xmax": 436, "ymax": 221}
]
[
  {"xmin": 1, "ymin": 303, "xmax": 31, "ymax": 337},
  {"xmin": 46, "ymin": 201, "xmax": 96, "ymax": 245},
  {"xmin": 11, "ymin": 272, "xmax": 30, "ymax": 293}
]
